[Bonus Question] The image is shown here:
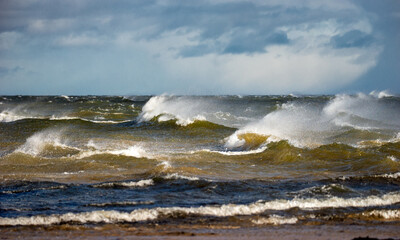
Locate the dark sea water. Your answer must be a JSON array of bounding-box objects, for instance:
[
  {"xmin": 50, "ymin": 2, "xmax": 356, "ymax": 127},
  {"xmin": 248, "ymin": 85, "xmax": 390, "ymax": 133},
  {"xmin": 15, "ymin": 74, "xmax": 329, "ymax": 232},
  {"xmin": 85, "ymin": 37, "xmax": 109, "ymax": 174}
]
[{"xmin": 0, "ymin": 93, "xmax": 400, "ymax": 227}]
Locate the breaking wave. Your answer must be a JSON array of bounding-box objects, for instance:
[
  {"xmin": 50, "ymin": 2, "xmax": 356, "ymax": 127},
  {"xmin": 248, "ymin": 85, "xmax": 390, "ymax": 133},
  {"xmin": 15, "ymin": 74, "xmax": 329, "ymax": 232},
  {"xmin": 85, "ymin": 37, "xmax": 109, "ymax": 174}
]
[
  {"xmin": 374, "ymin": 172, "xmax": 400, "ymax": 179},
  {"xmin": 0, "ymin": 100, "xmax": 135, "ymax": 124},
  {"xmin": 251, "ymin": 215, "xmax": 298, "ymax": 225},
  {"xmin": 0, "ymin": 109, "xmax": 130, "ymax": 124},
  {"xmin": 15, "ymin": 128, "xmax": 77, "ymax": 156},
  {"xmin": 138, "ymin": 95, "xmax": 253, "ymax": 127},
  {"xmin": 93, "ymin": 179, "xmax": 154, "ymax": 188},
  {"xmin": 11, "ymin": 129, "xmax": 152, "ymax": 159},
  {"xmin": 139, "ymin": 95, "xmax": 207, "ymax": 126},
  {"xmin": 1, "ymin": 191, "xmax": 399, "ymax": 226},
  {"xmin": 225, "ymin": 92, "xmax": 400, "ymax": 149},
  {"xmin": 360, "ymin": 209, "xmax": 400, "ymax": 220}
]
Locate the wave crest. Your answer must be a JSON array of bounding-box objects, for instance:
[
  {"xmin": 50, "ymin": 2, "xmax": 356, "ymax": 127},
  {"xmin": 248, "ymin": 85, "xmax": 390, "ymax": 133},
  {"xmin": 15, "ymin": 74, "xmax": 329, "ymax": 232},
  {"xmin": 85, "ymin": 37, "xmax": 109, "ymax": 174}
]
[
  {"xmin": 12, "ymin": 129, "xmax": 151, "ymax": 160},
  {"xmin": 1, "ymin": 191, "xmax": 399, "ymax": 226},
  {"xmin": 225, "ymin": 93, "xmax": 400, "ymax": 149},
  {"xmin": 138, "ymin": 95, "xmax": 252, "ymax": 127},
  {"xmin": 138, "ymin": 95, "xmax": 207, "ymax": 126}
]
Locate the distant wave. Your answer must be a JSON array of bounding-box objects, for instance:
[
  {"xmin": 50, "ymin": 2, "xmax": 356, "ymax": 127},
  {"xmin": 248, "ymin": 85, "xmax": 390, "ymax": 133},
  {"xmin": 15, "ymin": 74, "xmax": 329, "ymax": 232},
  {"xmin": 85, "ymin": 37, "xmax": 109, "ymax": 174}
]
[
  {"xmin": 0, "ymin": 110, "xmax": 132, "ymax": 124},
  {"xmin": 0, "ymin": 98, "xmax": 137, "ymax": 124},
  {"xmin": 369, "ymin": 90, "xmax": 394, "ymax": 99}
]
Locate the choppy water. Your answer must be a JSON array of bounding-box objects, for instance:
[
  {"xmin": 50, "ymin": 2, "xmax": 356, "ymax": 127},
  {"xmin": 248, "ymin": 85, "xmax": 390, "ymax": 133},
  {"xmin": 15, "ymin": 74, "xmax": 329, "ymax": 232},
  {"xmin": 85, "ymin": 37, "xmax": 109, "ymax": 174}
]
[{"xmin": 1, "ymin": 92, "xmax": 400, "ymax": 227}]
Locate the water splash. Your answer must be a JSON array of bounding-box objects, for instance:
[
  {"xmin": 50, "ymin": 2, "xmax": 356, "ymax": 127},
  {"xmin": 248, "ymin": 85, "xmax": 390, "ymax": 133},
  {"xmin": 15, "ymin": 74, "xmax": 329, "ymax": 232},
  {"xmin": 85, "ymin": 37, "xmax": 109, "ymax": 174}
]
[{"xmin": 225, "ymin": 92, "xmax": 400, "ymax": 148}]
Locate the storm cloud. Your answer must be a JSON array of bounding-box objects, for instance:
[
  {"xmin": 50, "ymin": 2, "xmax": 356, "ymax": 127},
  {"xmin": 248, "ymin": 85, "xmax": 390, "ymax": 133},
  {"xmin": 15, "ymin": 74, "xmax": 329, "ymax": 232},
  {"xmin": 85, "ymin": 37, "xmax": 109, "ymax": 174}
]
[{"xmin": 0, "ymin": 0, "xmax": 398, "ymax": 95}]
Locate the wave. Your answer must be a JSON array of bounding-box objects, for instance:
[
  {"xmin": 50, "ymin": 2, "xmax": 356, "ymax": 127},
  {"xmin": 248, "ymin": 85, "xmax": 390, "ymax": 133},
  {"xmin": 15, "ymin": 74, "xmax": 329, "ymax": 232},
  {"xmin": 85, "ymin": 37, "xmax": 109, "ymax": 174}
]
[
  {"xmin": 198, "ymin": 146, "xmax": 269, "ymax": 156},
  {"xmin": 74, "ymin": 146, "xmax": 150, "ymax": 159},
  {"xmin": 374, "ymin": 172, "xmax": 400, "ymax": 179},
  {"xmin": 0, "ymin": 110, "xmax": 131, "ymax": 124},
  {"xmin": 138, "ymin": 95, "xmax": 208, "ymax": 126},
  {"xmin": 49, "ymin": 116, "xmax": 132, "ymax": 124},
  {"xmin": 0, "ymin": 109, "xmax": 33, "ymax": 122},
  {"xmin": 14, "ymin": 128, "xmax": 77, "ymax": 157},
  {"xmin": 0, "ymin": 99, "xmax": 137, "ymax": 124},
  {"xmin": 225, "ymin": 92, "xmax": 400, "ymax": 149},
  {"xmin": 164, "ymin": 173, "xmax": 201, "ymax": 181},
  {"xmin": 92, "ymin": 179, "xmax": 154, "ymax": 188},
  {"xmin": 0, "ymin": 103, "xmax": 73, "ymax": 123},
  {"xmin": 91, "ymin": 174, "xmax": 207, "ymax": 189},
  {"xmin": 12, "ymin": 129, "xmax": 152, "ymax": 160},
  {"xmin": 1, "ymin": 185, "xmax": 67, "ymax": 195},
  {"xmin": 1, "ymin": 191, "xmax": 399, "ymax": 226},
  {"xmin": 251, "ymin": 215, "xmax": 298, "ymax": 225},
  {"xmin": 360, "ymin": 209, "xmax": 400, "ymax": 220},
  {"xmin": 138, "ymin": 95, "xmax": 253, "ymax": 127},
  {"xmin": 85, "ymin": 201, "xmax": 154, "ymax": 207},
  {"xmin": 369, "ymin": 90, "xmax": 394, "ymax": 99}
]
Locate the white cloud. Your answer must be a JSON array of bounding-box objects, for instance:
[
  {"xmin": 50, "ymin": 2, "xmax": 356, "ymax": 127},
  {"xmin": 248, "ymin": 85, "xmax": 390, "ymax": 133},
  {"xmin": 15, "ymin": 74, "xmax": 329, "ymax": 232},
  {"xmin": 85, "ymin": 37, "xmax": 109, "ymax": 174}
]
[
  {"xmin": 0, "ymin": 0, "xmax": 390, "ymax": 94},
  {"xmin": 124, "ymin": 17, "xmax": 381, "ymax": 94}
]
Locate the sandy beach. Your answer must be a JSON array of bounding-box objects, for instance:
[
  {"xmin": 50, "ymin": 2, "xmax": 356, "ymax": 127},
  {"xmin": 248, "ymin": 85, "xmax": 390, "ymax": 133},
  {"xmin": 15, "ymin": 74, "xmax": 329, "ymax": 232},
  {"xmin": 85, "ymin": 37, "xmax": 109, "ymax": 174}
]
[{"xmin": 2, "ymin": 223, "xmax": 400, "ymax": 240}]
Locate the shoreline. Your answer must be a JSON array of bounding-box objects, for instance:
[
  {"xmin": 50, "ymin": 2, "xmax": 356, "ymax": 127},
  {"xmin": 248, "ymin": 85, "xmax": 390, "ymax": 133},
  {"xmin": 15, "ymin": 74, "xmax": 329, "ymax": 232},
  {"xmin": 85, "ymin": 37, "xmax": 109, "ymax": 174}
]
[{"xmin": 1, "ymin": 223, "xmax": 400, "ymax": 240}]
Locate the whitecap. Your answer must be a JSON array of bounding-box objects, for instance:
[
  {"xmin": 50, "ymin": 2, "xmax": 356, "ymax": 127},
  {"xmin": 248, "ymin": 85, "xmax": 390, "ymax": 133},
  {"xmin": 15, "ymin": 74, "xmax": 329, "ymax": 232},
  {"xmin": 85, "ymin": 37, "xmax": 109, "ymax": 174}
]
[
  {"xmin": 251, "ymin": 215, "xmax": 298, "ymax": 225},
  {"xmin": 369, "ymin": 90, "xmax": 394, "ymax": 99},
  {"xmin": 224, "ymin": 93, "xmax": 400, "ymax": 149},
  {"xmin": 387, "ymin": 156, "xmax": 399, "ymax": 162},
  {"xmin": 1, "ymin": 192, "xmax": 399, "ymax": 226},
  {"xmin": 199, "ymin": 146, "xmax": 268, "ymax": 156},
  {"xmin": 61, "ymin": 95, "xmax": 70, "ymax": 101},
  {"xmin": 14, "ymin": 128, "xmax": 73, "ymax": 156},
  {"xmin": 362, "ymin": 209, "xmax": 400, "ymax": 219},
  {"xmin": 138, "ymin": 95, "xmax": 250, "ymax": 127},
  {"xmin": 93, "ymin": 179, "xmax": 154, "ymax": 188},
  {"xmin": 374, "ymin": 172, "xmax": 400, "ymax": 179},
  {"xmin": 75, "ymin": 141, "xmax": 151, "ymax": 159},
  {"xmin": 164, "ymin": 173, "xmax": 200, "ymax": 181},
  {"xmin": 0, "ymin": 109, "xmax": 35, "ymax": 122},
  {"xmin": 138, "ymin": 95, "xmax": 208, "ymax": 126}
]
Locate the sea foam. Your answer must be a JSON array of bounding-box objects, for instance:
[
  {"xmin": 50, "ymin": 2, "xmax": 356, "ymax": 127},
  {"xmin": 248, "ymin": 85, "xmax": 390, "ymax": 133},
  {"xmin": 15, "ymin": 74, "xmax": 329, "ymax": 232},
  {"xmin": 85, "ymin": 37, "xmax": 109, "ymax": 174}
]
[
  {"xmin": 1, "ymin": 191, "xmax": 399, "ymax": 226},
  {"xmin": 93, "ymin": 179, "xmax": 154, "ymax": 188},
  {"xmin": 251, "ymin": 215, "xmax": 298, "ymax": 225},
  {"xmin": 15, "ymin": 128, "xmax": 73, "ymax": 156},
  {"xmin": 139, "ymin": 95, "xmax": 207, "ymax": 126},
  {"xmin": 225, "ymin": 92, "xmax": 400, "ymax": 149},
  {"xmin": 138, "ymin": 95, "xmax": 251, "ymax": 127},
  {"xmin": 12, "ymin": 129, "xmax": 151, "ymax": 159},
  {"xmin": 361, "ymin": 209, "xmax": 400, "ymax": 220}
]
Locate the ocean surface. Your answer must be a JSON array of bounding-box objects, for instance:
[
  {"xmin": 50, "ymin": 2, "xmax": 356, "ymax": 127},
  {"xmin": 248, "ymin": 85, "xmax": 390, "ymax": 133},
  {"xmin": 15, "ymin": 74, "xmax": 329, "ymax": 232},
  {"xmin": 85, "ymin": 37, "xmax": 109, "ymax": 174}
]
[{"xmin": 0, "ymin": 93, "xmax": 400, "ymax": 229}]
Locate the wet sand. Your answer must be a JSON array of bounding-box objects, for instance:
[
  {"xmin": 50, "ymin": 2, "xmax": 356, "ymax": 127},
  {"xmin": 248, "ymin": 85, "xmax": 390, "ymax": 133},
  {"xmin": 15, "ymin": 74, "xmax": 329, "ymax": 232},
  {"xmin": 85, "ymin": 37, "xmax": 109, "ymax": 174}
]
[{"xmin": 1, "ymin": 223, "xmax": 400, "ymax": 240}]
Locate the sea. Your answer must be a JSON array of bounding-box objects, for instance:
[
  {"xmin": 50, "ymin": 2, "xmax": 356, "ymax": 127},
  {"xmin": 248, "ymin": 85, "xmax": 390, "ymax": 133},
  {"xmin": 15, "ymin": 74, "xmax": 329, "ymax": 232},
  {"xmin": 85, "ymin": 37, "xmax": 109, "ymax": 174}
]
[{"xmin": 0, "ymin": 92, "xmax": 399, "ymax": 234}]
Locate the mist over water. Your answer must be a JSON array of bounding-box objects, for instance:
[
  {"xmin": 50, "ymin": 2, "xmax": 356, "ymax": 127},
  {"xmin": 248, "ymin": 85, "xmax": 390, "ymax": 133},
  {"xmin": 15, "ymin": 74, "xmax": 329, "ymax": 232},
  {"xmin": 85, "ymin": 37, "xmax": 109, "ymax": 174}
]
[{"xmin": 1, "ymin": 92, "xmax": 400, "ymax": 227}]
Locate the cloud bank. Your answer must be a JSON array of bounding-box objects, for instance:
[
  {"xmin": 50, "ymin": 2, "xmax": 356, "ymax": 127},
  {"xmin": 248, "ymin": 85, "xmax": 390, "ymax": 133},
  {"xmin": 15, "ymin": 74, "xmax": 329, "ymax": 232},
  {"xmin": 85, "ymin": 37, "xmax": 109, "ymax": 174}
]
[{"xmin": 0, "ymin": 0, "xmax": 396, "ymax": 95}]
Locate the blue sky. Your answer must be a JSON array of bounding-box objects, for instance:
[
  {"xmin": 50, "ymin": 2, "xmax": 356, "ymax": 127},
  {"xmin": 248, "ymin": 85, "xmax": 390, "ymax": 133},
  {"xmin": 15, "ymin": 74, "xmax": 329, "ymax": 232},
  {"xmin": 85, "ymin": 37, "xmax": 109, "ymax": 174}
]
[{"xmin": 0, "ymin": 0, "xmax": 399, "ymax": 95}]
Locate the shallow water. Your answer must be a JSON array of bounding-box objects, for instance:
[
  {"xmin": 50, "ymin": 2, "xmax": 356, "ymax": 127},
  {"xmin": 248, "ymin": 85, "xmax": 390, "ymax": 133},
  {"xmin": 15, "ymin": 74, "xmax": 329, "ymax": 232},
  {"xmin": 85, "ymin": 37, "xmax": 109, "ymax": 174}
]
[{"xmin": 1, "ymin": 93, "xmax": 400, "ymax": 227}]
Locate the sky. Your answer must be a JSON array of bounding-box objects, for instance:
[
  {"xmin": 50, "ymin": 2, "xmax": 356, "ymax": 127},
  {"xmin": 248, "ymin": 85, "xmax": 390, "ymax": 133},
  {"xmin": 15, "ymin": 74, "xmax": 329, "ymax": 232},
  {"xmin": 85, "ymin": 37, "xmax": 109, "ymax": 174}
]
[{"xmin": 0, "ymin": 0, "xmax": 399, "ymax": 95}]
